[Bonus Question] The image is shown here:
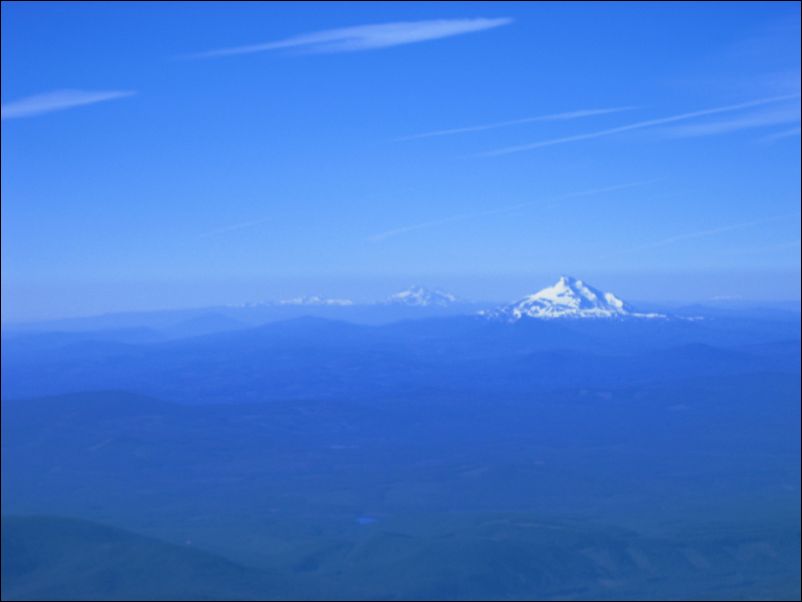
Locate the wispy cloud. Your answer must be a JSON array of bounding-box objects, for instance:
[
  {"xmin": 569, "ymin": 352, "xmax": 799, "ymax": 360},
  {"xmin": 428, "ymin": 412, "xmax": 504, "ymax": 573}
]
[
  {"xmin": 761, "ymin": 126, "xmax": 802, "ymax": 143},
  {"xmin": 622, "ymin": 213, "xmax": 800, "ymax": 254},
  {"xmin": 200, "ymin": 217, "xmax": 272, "ymax": 238},
  {"xmin": 726, "ymin": 238, "xmax": 801, "ymax": 257},
  {"xmin": 368, "ymin": 181, "xmax": 654, "ymax": 242},
  {"xmin": 476, "ymin": 94, "xmax": 801, "ymax": 157},
  {"xmin": 395, "ymin": 107, "xmax": 636, "ymax": 141},
  {"xmin": 183, "ymin": 18, "xmax": 513, "ymax": 59},
  {"xmin": 1, "ymin": 89, "xmax": 135, "ymax": 120},
  {"xmin": 661, "ymin": 106, "xmax": 800, "ymax": 138}
]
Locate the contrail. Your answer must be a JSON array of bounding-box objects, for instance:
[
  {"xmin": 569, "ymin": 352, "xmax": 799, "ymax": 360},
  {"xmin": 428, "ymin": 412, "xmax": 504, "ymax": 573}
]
[
  {"xmin": 476, "ymin": 94, "xmax": 801, "ymax": 157},
  {"xmin": 369, "ymin": 180, "xmax": 656, "ymax": 242}
]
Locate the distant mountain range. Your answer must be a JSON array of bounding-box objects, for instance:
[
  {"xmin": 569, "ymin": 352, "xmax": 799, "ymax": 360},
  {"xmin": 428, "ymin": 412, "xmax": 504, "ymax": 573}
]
[
  {"xmin": 244, "ymin": 277, "xmax": 656, "ymax": 318},
  {"xmin": 267, "ymin": 285, "xmax": 461, "ymax": 308},
  {"xmin": 3, "ymin": 302, "xmax": 798, "ymax": 405},
  {"xmin": 4, "ymin": 277, "xmax": 799, "ymax": 338},
  {"xmin": 266, "ymin": 277, "xmax": 667, "ymax": 320}
]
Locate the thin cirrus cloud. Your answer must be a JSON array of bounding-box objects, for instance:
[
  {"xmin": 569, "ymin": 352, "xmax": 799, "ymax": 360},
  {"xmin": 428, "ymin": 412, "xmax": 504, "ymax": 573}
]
[
  {"xmin": 761, "ymin": 126, "xmax": 801, "ymax": 143},
  {"xmin": 394, "ymin": 107, "xmax": 637, "ymax": 142},
  {"xmin": 622, "ymin": 213, "xmax": 801, "ymax": 255},
  {"xmin": 1, "ymin": 89, "xmax": 135, "ymax": 120},
  {"xmin": 182, "ymin": 18, "xmax": 513, "ymax": 59},
  {"xmin": 660, "ymin": 105, "xmax": 800, "ymax": 138},
  {"xmin": 368, "ymin": 181, "xmax": 655, "ymax": 243},
  {"xmin": 475, "ymin": 93, "xmax": 801, "ymax": 157}
]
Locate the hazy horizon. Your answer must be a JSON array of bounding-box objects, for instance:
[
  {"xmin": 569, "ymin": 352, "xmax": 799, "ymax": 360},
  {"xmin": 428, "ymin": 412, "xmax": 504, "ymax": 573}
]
[{"xmin": 2, "ymin": 268, "xmax": 801, "ymax": 324}]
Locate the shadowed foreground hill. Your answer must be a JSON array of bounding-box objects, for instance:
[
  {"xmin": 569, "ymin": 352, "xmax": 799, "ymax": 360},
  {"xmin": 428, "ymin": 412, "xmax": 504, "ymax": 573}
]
[
  {"xmin": 2, "ymin": 513, "xmax": 800, "ymax": 601},
  {"xmin": 0, "ymin": 516, "xmax": 283, "ymax": 601}
]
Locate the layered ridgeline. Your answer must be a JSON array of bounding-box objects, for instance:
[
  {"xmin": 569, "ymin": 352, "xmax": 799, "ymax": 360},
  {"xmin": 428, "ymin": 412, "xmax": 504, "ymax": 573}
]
[
  {"xmin": 2, "ymin": 274, "xmax": 799, "ymax": 404},
  {"xmin": 485, "ymin": 276, "xmax": 665, "ymax": 321},
  {"xmin": 6, "ymin": 277, "xmax": 799, "ymax": 339},
  {"xmin": 1, "ymin": 285, "xmax": 475, "ymax": 337}
]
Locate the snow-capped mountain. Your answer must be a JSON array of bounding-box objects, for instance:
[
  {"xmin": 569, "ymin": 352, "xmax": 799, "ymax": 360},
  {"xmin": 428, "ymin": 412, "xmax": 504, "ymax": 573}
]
[
  {"xmin": 488, "ymin": 276, "xmax": 665, "ymax": 321},
  {"xmin": 278, "ymin": 296, "xmax": 354, "ymax": 306},
  {"xmin": 385, "ymin": 285, "xmax": 459, "ymax": 307}
]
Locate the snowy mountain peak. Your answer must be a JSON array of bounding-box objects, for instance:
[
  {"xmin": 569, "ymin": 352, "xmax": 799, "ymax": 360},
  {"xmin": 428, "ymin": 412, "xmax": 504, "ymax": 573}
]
[
  {"xmin": 386, "ymin": 285, "xmax": 458, "ymax": 307},
  {"xmin": 489, "ymin": 276, "xmax": 664, "ymax": 321}
]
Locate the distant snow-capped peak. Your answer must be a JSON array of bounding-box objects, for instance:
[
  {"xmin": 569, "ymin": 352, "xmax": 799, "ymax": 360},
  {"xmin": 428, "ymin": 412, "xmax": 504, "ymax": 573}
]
[
  {"xmin": 385, "ymin": 285, "xmax": 458, "ymax": 307},
  {"xmin": 488, "ymin": 276, "xmax": 665, "ymax": 321},
  {"xmin": 278, "ymin": 296, "xmax": 353, "ymax": 306}
]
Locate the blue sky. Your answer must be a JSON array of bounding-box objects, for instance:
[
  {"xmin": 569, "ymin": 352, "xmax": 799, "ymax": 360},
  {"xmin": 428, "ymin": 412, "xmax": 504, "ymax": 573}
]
[{"xmin": 2, "ymin": 1, "xmax": 800, "ymax": 321}]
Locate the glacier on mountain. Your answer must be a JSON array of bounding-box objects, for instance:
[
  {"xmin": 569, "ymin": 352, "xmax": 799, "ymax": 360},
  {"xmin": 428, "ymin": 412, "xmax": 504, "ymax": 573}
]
[{"xmin": 486, "ymin": 276, "xmax": 666, "ymax": 321}]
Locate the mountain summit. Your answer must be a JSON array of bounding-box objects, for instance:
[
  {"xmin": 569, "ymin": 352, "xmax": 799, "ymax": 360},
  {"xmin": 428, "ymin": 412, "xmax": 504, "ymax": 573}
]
[
  {"xmin": 385, "ymin": 285, "xmax": 458, "ymax": 307},
  {"xmin": 489, "ymin": 276, "xmax": 664, "ymax": 321}
]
